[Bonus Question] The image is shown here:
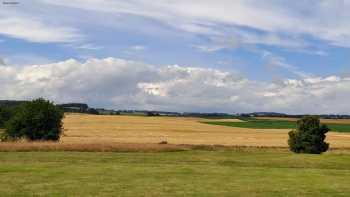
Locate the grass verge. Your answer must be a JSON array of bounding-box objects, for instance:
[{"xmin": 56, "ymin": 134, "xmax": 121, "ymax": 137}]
[
  {"xmin": 0, "ymin": 142, "xmax": 188, "ymax": 152},
  {"xmin": 0, "ymin": 150, "xmax": 349, "ymax": 197},
  {"xmin": 0, "ymin": 142, "xmax": 349, "ymax": 153}
]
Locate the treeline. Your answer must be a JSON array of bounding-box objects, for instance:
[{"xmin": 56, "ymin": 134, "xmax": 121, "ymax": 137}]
[
  {"xmin": 181, "ymin": 113, "xmax": 238, "ymax": 119},
  {"xmin": 57, "ymin": 103, "xmax": 99, "ymax": 114},
  {"xmin": 0, "ymin": 101, "xmax": 99, "ymax": 116},
  {"xmin": 240, "ymin": 112, "xmax": 350, "ymax": 119},
  {"xmin": 1, "ymin": 100, "xmax": 350, "ymax": 119}
]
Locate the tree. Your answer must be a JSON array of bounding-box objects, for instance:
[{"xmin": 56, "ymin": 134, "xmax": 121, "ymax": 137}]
[
  {"xmin": 147, "ymin": 112, "xmax": 160, "ymax": 116},
  {"xmin": 87, "ymin": 108, "xmax": 99, "ymax": 115},
  {"xmin": 0, "ymin": 107, "xmax": 14, "ymax": 128},
  {"xmin": 288, "ymin": 116, "xmax": 329, "ymax": 154},
  {"xmin": 3, "ymin": 98, "xmax": 64, "ymax": 141}
]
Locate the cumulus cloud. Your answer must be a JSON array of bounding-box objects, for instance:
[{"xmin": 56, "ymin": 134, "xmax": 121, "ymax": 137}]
[{"xmin": 1, "ymin": 57, "xmax": 349, "ymax": 114}]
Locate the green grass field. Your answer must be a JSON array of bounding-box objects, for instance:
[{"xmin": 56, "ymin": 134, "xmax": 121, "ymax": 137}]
[
  {"xmin": 204, "ymin": 119, "xmax": 350, "ymax": 132},
  {"xmin": 0, "ymin": 150, "xmax": 350, "ymax": 197}
]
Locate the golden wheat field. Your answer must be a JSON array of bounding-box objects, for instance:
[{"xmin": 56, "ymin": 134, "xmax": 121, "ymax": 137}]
[{"xmin": 61, "ymin": 114, "xmax": 350, "ymax": 148}]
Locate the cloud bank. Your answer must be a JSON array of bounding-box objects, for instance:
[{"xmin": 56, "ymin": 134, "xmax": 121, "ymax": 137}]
[{"xmin": 1, "ymin": 58, "xmax": 349, "ymax": 114}]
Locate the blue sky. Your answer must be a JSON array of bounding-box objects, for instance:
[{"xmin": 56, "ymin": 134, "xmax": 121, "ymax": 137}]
[{"xmin": 1, "ymin": 0, "xmax": 350, "ymax": 113}]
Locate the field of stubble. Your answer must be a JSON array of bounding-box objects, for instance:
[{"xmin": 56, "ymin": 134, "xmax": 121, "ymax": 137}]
[{"xmin": 61, "ymin": 114, "xmax": 350, "ymax": 148}]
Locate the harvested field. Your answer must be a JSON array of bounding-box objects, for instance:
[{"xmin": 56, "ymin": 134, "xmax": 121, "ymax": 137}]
[{"xmin": 61, "ymin": 114, "xmax": 350, "ymax": 148}]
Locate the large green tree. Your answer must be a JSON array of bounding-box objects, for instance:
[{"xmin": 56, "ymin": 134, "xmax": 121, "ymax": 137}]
[
  {"xmin": 3, "ymin": 98, "xmax": 64, "ymax": 141},
  {"xmin": 0, "ymin": 107, "xmax": 14, "ymax": 128},
  {"xmin": 288, "ymin": 116, "xmax": 329, "ymax": 154}
]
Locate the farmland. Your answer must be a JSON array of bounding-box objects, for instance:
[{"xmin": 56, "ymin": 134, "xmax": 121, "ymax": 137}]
[
  {"xmin": 1, "ymin": 114, "xmax": 350, "ymax": 196},
  {"xmin": 204, "ymin": 118, "xmax": 350, "ymax": 133},
  {"xmin": 58, "ymin": 114, "xmax": 350, "ymax": 148},
  {"xmin": 1, "ymin": 113, "xmax": 350, "ymax": 149}
]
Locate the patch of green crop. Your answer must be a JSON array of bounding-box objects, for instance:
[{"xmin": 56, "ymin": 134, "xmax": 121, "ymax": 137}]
[{"xmin": 204, "ymin": 119, "xmax": 350, "ymax": 132}]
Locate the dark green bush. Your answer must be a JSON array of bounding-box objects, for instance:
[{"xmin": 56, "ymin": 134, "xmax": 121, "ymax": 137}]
[
  {"xmin": 87, "ymin": 108, "xmax": 99, "ymax": 115},
  {"xmin": 3, "ymin": 98, "xmax": 64, "ymax": 141},
  {"xmin": 0, "ymin": 107, "xmax": 14, "ymax": 128},
  {"xmin": 288, "ymin": 116, "xmax": 329, "ymax": 154}
]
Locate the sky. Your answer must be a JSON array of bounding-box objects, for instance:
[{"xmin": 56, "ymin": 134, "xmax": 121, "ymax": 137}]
[{"xmin": 1, "ymin": 0, "xmax": 350, "ymax": 114}]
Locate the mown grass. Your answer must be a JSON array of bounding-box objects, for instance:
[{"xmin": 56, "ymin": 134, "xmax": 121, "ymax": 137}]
[
  {"xmin": 0, "ymin": 150, "xmax": 349, "ymax": 197},
  {"xmin": 204, "ymin": 119, "xmax": 350, "ymax": 132}
]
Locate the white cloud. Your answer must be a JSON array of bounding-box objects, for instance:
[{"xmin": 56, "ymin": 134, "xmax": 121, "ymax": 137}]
[
  {"xmin": 123, "ymin": 45, "xmax": 147, "ymax": 56},
  {"xmin": 0, "ymin": 9, "xmax": 82, "ymax": 43},
  {"xmin": 1, "ymin": 57, "xmax": 350, "ymax": 114},
  {"xmin": 129, "ymin": 45, "xmax": 146, "ymax": 51},
  {"xmin": 194, "ymin": 32, "xmax": 306, "ymax": 53},
  {"xmin": 261, "ymin": 51, "xmax": 312, "ymax": 78},
  {"xmin": 75, "ymin": 44, "xmax": 103, "ymax": 50},
  {"xmin": 37, "ymin": 0, "xmax": 350, "ymax": 48}
]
